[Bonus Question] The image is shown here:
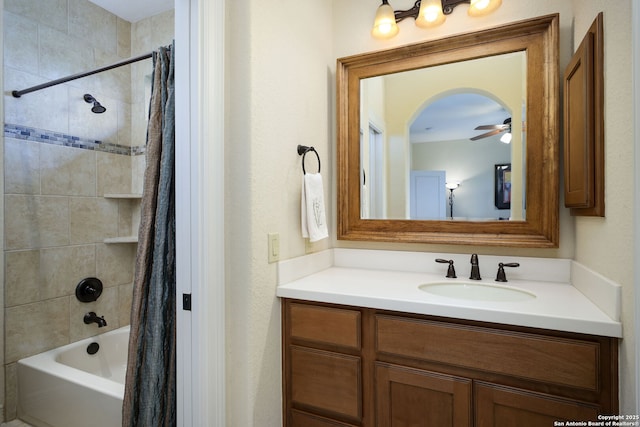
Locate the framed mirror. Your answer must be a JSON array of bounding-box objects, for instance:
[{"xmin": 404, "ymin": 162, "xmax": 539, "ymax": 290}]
[{"xmin": 337, "ymin": 14, "xmax": 559, "ymax": 247}]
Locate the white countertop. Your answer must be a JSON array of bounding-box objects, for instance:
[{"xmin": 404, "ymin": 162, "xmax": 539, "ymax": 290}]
[{"xmin": 276, "ymin": 250, "xmax": 622, "ymax": 338}]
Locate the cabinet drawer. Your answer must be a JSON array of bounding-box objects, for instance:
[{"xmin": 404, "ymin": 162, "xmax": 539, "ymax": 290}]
[
  {"xmin": 290, "ymin": 346, "xmax": 362, "ymax": 421},
  {"xmin": 291, "ymin": 410, "xmax": 358, "ymax": 427},
  {"xmin": 288, "ymin": 302, "xmax": 361, "ymax": 350},
  {"xmin": 376, "ymin": 315, "xmax": 599, "ymax": 391}
]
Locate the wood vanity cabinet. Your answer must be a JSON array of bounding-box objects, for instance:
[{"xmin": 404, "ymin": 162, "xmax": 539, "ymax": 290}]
[{"xmin": 282, "ymin": 299, "xmax": 618, "ymax": 427}]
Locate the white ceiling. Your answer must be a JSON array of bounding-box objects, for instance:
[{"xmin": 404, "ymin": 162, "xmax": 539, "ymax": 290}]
[
  {"xmin": 409, "ymin": 93, "xmax": 511, "ymax": 143},
  {"xmin": 88, "ymin": 0, "xmax": 173, "ymax": 22}
]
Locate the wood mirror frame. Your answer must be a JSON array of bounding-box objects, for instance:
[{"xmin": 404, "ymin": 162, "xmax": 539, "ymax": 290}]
[{"xmin": 337, "ymin": 14, "xmax": 559, "ymax": 247}]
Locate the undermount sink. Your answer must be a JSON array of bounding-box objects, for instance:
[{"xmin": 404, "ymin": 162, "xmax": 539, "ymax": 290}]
[{"xmin": 418, "ymin": 282, "xmax": 536, "ymax": 302}]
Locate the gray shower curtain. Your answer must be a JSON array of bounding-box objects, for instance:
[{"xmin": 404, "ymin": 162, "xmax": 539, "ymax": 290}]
[{"xmin": 123, "ymin": 43, "xmax": 176, "ymax": 427}]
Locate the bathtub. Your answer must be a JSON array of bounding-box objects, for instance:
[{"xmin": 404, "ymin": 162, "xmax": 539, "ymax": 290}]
[{"xmin": 17, "ymin": 326, "xmax": 129, "ymax": 427}]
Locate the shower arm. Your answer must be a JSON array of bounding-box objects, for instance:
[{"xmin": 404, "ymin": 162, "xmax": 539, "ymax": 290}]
[{"xmin": 11, "ymin": 52, "xmax": 153, "ymax": 98}]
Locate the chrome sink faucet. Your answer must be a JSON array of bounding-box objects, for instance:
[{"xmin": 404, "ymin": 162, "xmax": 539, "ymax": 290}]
[{"xmin": 469, "ymin": 254, "xmax": 481, "ymax": 280}]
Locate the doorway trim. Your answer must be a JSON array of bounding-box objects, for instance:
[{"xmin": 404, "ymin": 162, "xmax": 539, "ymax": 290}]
[{"xmin": 175, "ymin": 0, "xmax": 226, "ymax": 425}]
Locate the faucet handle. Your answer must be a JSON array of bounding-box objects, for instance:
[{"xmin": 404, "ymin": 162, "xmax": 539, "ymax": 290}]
[
  {"xmin": 435, "ymin": 259, "xmax": 457, "ymax": 278},
  {"xmin": 495, "ymin": 262, "xmax": 520, "ymax": 282}
]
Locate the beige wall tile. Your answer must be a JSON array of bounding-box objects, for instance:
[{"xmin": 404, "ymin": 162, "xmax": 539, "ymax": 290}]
[
  {"xmin": 3, "ymin": 12, "xmax": 39, "ymax": 74},
  {"xmin": 130, "ymin": 60, "xmax": 152, "ymax": 104},
  {"xmin": 132, "ymin": 155, "xmax": 146, "ymax": 194},
  {"xmin": 97, "ymin": 151, "xmax": 132, "ymax": 195},
  {"xmin": 131, "ymin": 100, "xmax": 148, "ymax": 147},
  {"xmin": 118, "ymin": 282, "xmax": 133, "ymax": 327},
  {"xmin": 5, "ymin": 363, "xmax": 17, "ymax": 421},
  {"xmin": 5, "ymin": 297, "xmax": 69, "ymax": 362},
  {"xmin": 40, "ymin": 144, "xmax": 97, "ymax": 197},
  {"xmin": 3, "ymin": 68, "xmax": 70, "ymax": 134},
  {"xmin": 132, "ymin": 10, "xmax": 174, "ymax": 55},
  {"xmin": 69, "ymin": 197, "xmax": 118, "ymax": 244},
  {"xmin": 117, "ymin": 18, "xmax": 132, "ymax": 58},
  {"xmin": 131, "ymin": 18, "xmax": 151, "ymax": 56},
  {"xmin": 5, "ymin": 250, "xmax": 40, "ymax": 307},
  {"xmin": 96, "ymin": 243, "xmax": 134, "ymax": 287},
  {"xmin": 41, "ymin": 245, "xmax": 97, "ymax": 299},
  {"xmin": 4, "ymin": 0, "xmax": 68, "ymax": 33},
  {"xmin": 117, "ymin": 100, "xmax": 133, "ymax": 146},
  {"xmin": 68, "ymin": 0, "xmax": 117, "ymax": 55},
  {"xmin": 150, "ymin": 10, "xmax": 175, "ymax": 49},
  {"xmin": 67, "ymin": 87, "xmax": 119, "ymax": 144},
  {"xmin": 4, "ymin": 195, "xmax": 69, "ymax": 250},
  {"xmin": 117, "ymin": 199, "xmax": 134, "ymax": 236},
  {"xmin": 4, "ymin": 138, "xmax": 40, "ymax": 195},
  {"xmin": 69, "ymin": 285, "xmax": 118, "ymax": 341},
  {"xmin": 39, "ymin": 26, "xmax": 93, "ymax": 81},
  {"xmin": 93, "ymin": 49, "xmax": 131, "ymax": 104}
]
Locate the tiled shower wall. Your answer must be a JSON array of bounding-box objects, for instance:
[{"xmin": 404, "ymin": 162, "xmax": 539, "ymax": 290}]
[{"xmin": 2, "ymin": 0, "xmax": 174, "ymax": 421}]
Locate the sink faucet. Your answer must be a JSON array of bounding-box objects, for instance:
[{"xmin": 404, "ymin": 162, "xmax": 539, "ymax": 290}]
[
  {"xmin": 469, "ymin": 254, "xmax": 481, "ymax": 280},
  {"xmin": 435, "ymin": 258, "xmax": 457, "ymax": 278},
  {"xmin": 84, "ymin": 312, "xmax": 107, "ymax": 328}
]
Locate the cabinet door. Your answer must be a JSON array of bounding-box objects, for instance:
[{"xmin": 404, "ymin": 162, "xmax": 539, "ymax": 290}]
[
  {"xmin": 290, "ymin": 346, "xmax": 362, "ymax": 423},
  {"xmin": 475, "ymin": 382, "xmax": 600, "ymax": 427},
  {"xmin": 376, "ymin": 363, "xmax": 472, "ymax": 427},
  {"xmin": 563, "ymin": 12, "xmax": 604, "ymax": 215}
]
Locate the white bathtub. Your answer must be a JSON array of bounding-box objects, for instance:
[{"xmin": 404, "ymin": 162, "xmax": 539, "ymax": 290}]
[{"xmin": 17, "ymin": 326, "xmax": 129, "ymax": 427}]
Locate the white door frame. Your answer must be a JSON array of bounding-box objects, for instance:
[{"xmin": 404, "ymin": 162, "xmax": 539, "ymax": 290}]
[
  {"xmin": 633, "ymin": 0, "xmax": 640, "ymax": 413},
  {"xmin": 175, "ymin": 0, "xmax": 226, "ymax": 425}
]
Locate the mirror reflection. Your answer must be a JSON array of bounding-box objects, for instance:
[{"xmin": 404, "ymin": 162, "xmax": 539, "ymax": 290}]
[{"xmin": 359, "ymin": 51, "xmax": 526, "ymax": 221}]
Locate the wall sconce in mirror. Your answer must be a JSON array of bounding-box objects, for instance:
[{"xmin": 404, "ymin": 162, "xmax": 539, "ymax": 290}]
[
  {"xmin": 372, "ymin": 0, "xmax": 502, "ymax": 39},
  {"xmin": 445, "ymin": 182, "xmax": 460, "ymax": 219}
]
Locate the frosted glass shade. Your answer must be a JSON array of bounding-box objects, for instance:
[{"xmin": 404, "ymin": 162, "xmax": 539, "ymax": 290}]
[
  {"xmin": 468, "ymin": 0, "xmax": 502, "ymax": 17},
  {"xmin": 371, "ymin": 3, "xmax": 399, "ymax": 39},
  {"xmin": 415, "ymin": 0, "xmax": 445, "ymax": 28}
]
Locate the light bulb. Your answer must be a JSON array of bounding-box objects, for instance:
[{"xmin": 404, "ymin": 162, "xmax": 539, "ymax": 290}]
[{"xmin": 500, "ymin": 132, "xmax": 512, "ymax": 144}]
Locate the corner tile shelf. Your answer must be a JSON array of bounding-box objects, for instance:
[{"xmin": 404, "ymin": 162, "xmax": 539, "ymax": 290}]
[
  {"xmin": 103, "ymin": 193, "xmax": 142, "ymax": 243},
  {"xmin": 104, "ymin": 236, "xmax": 138, "ymax": 244},
  {"xmin": 103, "ymin": 193, "xmax": 143, "ymax": 199}
]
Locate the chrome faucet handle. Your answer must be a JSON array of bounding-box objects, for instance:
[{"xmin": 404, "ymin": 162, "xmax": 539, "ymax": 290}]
[
  {"xmin": 495, "ymin": 262, "xmax": 520, "ymax": 282},
  {"xmin": 435, "ymin": 259, "xmax": 456, "ymax": 278}
]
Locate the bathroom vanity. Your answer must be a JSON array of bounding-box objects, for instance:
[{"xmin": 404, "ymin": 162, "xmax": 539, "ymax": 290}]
[
  {"xmin": 278, "ymin": 250, "xmax": 621, "ymax": 427},
  {"xmin": 282, "ymin": 299, "xmax": 617, "ymax": 427}
]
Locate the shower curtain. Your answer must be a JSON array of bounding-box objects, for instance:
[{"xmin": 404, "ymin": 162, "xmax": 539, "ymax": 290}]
[{"xmin": 123, "ymin": 43, "xmax": 176, "ymax": 427}]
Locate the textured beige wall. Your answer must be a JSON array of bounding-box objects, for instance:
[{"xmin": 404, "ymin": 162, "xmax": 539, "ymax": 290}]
[{"xmin": 225, "ymin": 0, "xmax": 334, "ymax": 425}]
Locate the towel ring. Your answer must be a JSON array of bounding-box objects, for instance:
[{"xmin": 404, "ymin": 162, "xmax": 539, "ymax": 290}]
[{"xmin": 297, "ymin": 145, "xmax": 321, "ymax": 174}]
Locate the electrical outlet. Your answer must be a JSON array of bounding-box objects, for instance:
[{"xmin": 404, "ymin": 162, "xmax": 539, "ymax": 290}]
[{"xmin": 268, "ymin": 233, "xmax": 280, "ymax": 263}]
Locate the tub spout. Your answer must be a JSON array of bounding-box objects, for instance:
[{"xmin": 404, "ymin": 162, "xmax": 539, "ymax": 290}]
[{"xmin": 84, "ymin": 312, "xmax": 107, "ymax": 328}]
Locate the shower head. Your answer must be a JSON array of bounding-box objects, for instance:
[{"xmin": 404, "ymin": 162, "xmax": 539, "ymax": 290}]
[{"xmin": 83, "ymin": 93, "xmax": 106, "ymax": 114}]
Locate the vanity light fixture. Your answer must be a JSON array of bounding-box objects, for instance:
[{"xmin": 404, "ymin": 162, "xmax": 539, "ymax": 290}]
[{"xmin": 372, "ymin": 0, "xmax": 502, "ymax": 39}]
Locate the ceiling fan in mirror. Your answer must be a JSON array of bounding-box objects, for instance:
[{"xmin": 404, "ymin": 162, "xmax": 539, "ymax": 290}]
[{"xmin": 471, "ymin": 117, "xmax": 512, "ymax": 143}]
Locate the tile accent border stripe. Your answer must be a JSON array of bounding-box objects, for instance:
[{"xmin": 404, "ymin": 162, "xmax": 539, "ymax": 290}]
[{"xmin": 4, "ymin": 123, "xmax": 146, "ymax": 156}]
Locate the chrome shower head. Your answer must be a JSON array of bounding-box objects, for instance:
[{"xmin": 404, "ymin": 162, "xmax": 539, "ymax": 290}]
[{"xmin": 83, "ymin": 93, "xmax": 106, "ymax": 114}]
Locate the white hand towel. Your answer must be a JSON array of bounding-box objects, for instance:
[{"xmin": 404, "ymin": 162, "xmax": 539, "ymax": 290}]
[{"xmin": 301, "ymin": 173, "xmax": 328, "ymax": 242}]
